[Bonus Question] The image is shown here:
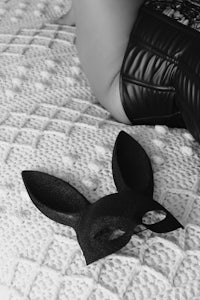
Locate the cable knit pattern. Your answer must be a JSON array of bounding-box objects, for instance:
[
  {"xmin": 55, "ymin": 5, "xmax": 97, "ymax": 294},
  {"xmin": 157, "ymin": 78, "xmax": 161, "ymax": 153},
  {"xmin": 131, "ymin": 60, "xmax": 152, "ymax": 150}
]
[{"xmin": 0, "ymin": 0, "xmax": 200, "ymax": 299}]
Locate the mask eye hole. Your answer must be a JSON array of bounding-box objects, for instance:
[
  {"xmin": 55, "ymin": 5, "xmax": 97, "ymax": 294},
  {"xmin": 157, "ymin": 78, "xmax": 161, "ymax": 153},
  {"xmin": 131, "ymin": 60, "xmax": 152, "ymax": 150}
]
[
  {"xmin": 109, "ymin": 229, "xmax": 126, "ymax": 240},
  {"xmin": 94, "ymin": 227, "xmax": 126, "ymax": 242},
  {"xmin": 142, "ymin": 210, "xmax": 167, "ymax": 225}
]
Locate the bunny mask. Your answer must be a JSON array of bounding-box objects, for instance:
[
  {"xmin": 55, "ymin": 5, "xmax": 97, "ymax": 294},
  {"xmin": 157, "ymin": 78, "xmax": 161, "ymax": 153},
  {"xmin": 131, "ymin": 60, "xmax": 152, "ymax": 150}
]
[{"xmin": 22, "ymin": 131, "xmax": 183, "ymax": 265}]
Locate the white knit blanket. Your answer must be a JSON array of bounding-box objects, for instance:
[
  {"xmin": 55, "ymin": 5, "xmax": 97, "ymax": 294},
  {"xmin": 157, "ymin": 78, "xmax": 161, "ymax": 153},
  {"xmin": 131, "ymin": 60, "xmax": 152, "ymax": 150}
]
[{"xmin": 1, "ymin": 1, "xmax": 200, "ymax": 299}]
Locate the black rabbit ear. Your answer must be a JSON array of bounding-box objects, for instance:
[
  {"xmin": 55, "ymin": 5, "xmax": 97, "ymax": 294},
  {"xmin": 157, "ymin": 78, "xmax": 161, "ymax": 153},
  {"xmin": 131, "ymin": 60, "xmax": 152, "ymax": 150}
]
[
  {"xmin": 112, "ymin": 131, "xmax": 154, "ymax": 196},
  {"xmin": 22, "ymin": 171, "xmax": 90, "ymax": 229}
]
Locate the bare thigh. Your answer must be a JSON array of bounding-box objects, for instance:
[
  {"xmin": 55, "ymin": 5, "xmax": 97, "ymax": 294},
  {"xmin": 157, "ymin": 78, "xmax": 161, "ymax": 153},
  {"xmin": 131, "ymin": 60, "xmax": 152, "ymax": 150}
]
[{"xmin": 73, "ymin": 0, "xmax": 144, "ymax": 123}]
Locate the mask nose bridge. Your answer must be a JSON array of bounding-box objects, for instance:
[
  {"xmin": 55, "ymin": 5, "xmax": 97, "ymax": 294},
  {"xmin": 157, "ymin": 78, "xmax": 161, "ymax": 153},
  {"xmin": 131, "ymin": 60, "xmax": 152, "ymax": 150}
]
[{"xmin": 76, "ymin": 206, "xmax": 134, "ymax": 265}]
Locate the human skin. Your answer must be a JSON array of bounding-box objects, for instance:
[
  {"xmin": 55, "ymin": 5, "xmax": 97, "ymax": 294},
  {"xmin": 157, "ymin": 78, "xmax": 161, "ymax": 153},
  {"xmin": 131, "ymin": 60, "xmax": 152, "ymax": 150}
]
[{"xmin": 56, "ymin": 0, "xmax": 145, "ymax": 123}]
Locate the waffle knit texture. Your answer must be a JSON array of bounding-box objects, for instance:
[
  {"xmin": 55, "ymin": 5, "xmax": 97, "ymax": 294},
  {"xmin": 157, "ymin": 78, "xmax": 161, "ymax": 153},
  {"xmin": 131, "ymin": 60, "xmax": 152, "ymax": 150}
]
[{"xmin": 0, "ymin": 0, "xmax": 200, "ymax": 299}]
